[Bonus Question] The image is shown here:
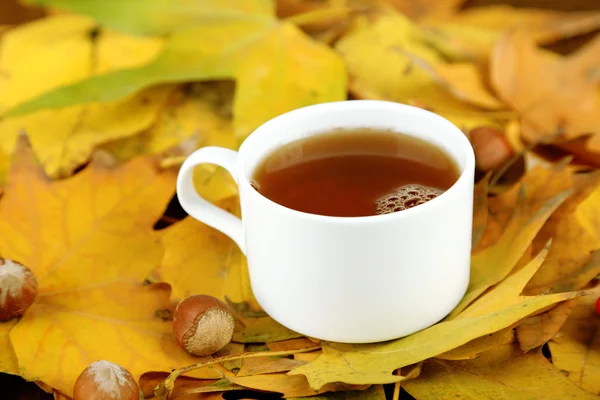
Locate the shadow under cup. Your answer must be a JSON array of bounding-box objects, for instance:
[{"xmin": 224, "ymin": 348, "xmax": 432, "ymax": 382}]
[{"xmin": 179, "ymin": 100, "xmax": 476, "ymax": 343}]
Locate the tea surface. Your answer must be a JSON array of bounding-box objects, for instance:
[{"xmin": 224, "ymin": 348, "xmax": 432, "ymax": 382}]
[{"xmin": 252, "ymin": 128, "xmax": 460, "ymax": 217}]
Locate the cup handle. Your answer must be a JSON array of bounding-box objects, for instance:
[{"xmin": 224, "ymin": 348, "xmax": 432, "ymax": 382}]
[{"xmin": 176, "ymin": 147, "xmax": 246, "ymax": 254}]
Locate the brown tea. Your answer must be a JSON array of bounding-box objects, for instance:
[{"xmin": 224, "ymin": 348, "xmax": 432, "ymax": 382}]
[{"xmin": 251, "ymin": 128, "xmax": 460, "ymax": 217}]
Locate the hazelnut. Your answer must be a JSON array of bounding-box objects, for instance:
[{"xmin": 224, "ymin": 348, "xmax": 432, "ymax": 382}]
[
  {"xmin": 0, "ymin": 259, "xmax": 37, "ymax": 321},
  {"xmin": 468, "ymin": 126, "xmax": 514, "ymax": 172},
  {"xmin": 73, "ymin": 360, "xmax": 140, "ymax": 400},
  {"xmin": 173, "ymin": 295, "xmax": 235, "ymax": 356}
]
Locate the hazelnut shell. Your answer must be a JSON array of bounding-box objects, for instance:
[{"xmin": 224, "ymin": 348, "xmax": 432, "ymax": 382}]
[
  {"xmin": 468, "ymin": 126, "xmax": 514, "ymax": 172},
  {"xmin": 173, "ymin": 294, "xmax": 235, "ymax": 356},
  {"xmin": 73, "ymin": 360, "xmax": 140, "ymax": 400},
  {"xmin": 0, "ymin": 259, "xmax": 37, "ymax": 321}
]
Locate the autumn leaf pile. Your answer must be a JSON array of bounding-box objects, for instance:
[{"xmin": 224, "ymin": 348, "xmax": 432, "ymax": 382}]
[{"xmin": 0, "ymin": 0, "xmax": 599, "ymax": 399}]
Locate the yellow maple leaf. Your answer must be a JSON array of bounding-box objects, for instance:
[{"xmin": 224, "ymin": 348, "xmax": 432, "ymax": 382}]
[
  {"xmin": 549, "ymin": 294, "xmax": 600, "ymax": 395},
  {"xmin": 155, "ymin": 200, "xmax": 240, "ymax": 304},
  {"xmin": 103, "ymin": 81, "xmax": 240, "ymax": 204},
  {"xmin": 0, "ymin": 14, "xmax": 169, "ymax": 179},
  {"xmin": 0, "ymin": 319, "xmax": 18, "ymax": 374},
  {"xmin": 0, "ymin": 140, "xmax": 219, "ymax": 396},
  {"xmin": 404, "ymin": 344, "xmax": 599, "ymax": 399},
  {"xmin": 337, "ymin": 13, "xmax": 500, "ymax": 112},
  {"xmin": 155, "ymin": 199, "xmax": 305, "ymax": 344}
]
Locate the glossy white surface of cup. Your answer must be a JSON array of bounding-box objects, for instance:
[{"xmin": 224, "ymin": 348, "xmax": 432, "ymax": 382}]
[{"xmin": 177, "ymin": 100, "xmax": 475, "ymax": 343}]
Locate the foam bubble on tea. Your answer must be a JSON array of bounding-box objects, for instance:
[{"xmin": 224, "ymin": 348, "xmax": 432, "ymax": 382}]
[{"xmin": 375, "ymin": 184, "xmax": 443, "ymax": 215}]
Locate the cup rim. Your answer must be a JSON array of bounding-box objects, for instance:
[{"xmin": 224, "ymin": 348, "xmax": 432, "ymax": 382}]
[{"xmin": 236, "ymin": 100, "xmax": 475, "ymax": 223}]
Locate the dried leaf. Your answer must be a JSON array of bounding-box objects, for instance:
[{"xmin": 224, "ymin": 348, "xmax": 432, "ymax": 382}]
[
  {"xmin": 0, "ymin": 140, "xmax": 218, "ymax": 396},
  {"xmin": 391, "ymin": 0, "xmax": 466, "ymax": 22},
  {"xmin": 103, "ymin": 82, "xmax": 234, "ymax": 160},
  {"xmin": 267, "ymin": 338, "xmax": 318, "ymax": 352},
  {"xmin": 436, "ymin": 327, "xmax": 515, "ymax": 361},
  {"xmin": 276, "ymin": 0, "xmax": 389, "ymax": 41},
  {"xmin": 290, "ymin": 248, "xmax": 592, "ymax": 388},
  {"xmin": 549, "ymin": 294, "xmax": 600, "ymax": 395},
  {"xmin": 552, "ymin": 251, "xmax": 600, "ymax": 293},
  {"xmin": 516, "ymin": 299, "xmax": 578, "ymax": 352},
  {"xmin": 0, "ymin": 15, "xmax": 169, "ymax": 178},
  {"xmin": 471, "ymin": 174, "xmax": 489, "ymax": 249},
  {"xmin": 155, "ymin": 207, "xmax": 239, "ymax": 303},
  {"xmin": 420, "ymin": 6, "xmax": 600, "ymax": 68},
  {"xmin": 139, "ymin": 373, "xmax": 241, "ymax": 399},
  {"xmin": 477, "ymin": 162, "xmax": 575, "ymax": 251},
  {"xmin": 404, "ymin": 344, "xmax": 599, "ymax": 399},
  {"xmin": 447, "ymin": 188, "xmax": 570, "ymax": 318},
  {"xmin": 401, "ymin": 51, "xmax": 504, "ymax": 109},
  {"xmin": 294, "ymin": 351, "xmax": 322, "ymax": 363},
  {"xmin": 491, "ymin": 30, "xmax": 600, "ymax": 157},
  {"xmin": 435, "ymin": 110, "xmax": 515, "ymax": 137},
  {"xmin": 337, "ymin": 14, "xmax": 492, "ymax": 112},
  {"xmin": 233, "ymin": 315, "xmax": 303, "ymax": 343},
  {"xmin": 9, "ymin": 0, "xmax": 347, "ymax": 142},
  {"xmin": 526, "ymin": 174, "xmax": 600, "ymax": 294},
  {"xmin": 0, "ymin": 319, "xmax": 18, "ymax": 374},
  {"xmin": 288, "ymin": 385, "xmax": 386, "ymax": 400},
  {"xmin": 226, "ymin": 373, "xmax": 369, "ymax": 398},
  {"xmin": 435, "ymin": 6, "xmax": 600, "ymax": 42},
  {"xmin": 214, "ymin": 342, "xmax": 245, "ymax": 371},
  {"xmin": 237, "ymin": 356, "xmax": 306, "ymax": 377}
]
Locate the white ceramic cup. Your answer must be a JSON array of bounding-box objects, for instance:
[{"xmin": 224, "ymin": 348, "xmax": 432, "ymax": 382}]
[{"xmin": 177, "ymin": 100, "xmax": 475, "ymax": 343}]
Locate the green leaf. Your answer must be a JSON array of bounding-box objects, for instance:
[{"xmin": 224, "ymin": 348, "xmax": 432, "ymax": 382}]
[
  {"xmin": 5, "ymin": 2, "xmax": 346, "ymax": 141},
  {"xmin": 27, "ymin": 0, "xmax": 274, "ymax": 36}
]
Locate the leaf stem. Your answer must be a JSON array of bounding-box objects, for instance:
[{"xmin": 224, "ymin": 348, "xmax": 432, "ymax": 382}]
[
  {"xmin": 153, "ymin": 345, "xmax": 321, "ymax": 399},
  {"xmin": 392, "ymin": 369, "xmax": 401, "ymax": 400}
]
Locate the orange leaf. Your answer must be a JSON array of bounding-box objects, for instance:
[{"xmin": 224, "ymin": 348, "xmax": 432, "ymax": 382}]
[
  {"xmin": 226, "ymin": 373, "xmax": 369, "ymax": 398},
  {"xmin": 516, "ymin": 299, "xmax": 578, "ymax": 352},
  {"xmin": 236, "ymin": 356, "xmax": 306, "ymax": 377},
  {"xmin": 139, "ymin": 373, "xmax": 240, "ymax": 399},
  {"xmin": 491, "ymin": 30, "xmax": 600, "ymax": 156}
]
